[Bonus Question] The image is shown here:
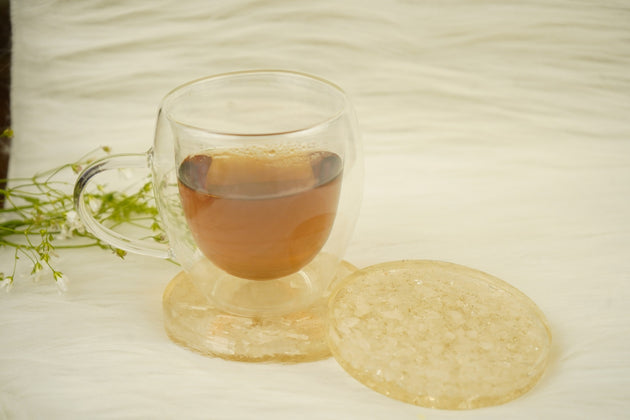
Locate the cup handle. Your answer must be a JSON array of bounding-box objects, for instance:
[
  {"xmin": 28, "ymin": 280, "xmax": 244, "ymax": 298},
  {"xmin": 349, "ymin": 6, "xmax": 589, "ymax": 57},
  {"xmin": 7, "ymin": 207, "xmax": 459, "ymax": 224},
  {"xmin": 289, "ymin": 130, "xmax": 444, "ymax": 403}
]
[{"xmin": 73, "ymin": 151, "xmax": 171, "ymax": 259}]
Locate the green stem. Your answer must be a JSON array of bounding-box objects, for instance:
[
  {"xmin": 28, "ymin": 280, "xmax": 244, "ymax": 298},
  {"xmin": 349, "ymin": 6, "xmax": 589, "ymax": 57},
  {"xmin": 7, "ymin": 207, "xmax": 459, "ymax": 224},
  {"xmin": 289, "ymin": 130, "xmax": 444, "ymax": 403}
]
[
  {"xmin": 9, "ymin": 247, "xmax": 19, "ymax": 281},
  {"xmin": 54, "ymin": 242, "xmax": 102, "ymax": 250},
  {"xmin": 1, "ymin": 145, "xmax": 161, "ymax": 286}
]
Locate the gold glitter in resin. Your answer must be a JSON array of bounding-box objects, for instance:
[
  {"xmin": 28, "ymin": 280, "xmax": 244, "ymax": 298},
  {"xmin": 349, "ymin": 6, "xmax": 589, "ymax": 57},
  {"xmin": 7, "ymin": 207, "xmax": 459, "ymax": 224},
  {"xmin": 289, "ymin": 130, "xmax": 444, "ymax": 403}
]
[{"xmin": 327, "ymin": 260, "xmax": 552, "ymax": 409}]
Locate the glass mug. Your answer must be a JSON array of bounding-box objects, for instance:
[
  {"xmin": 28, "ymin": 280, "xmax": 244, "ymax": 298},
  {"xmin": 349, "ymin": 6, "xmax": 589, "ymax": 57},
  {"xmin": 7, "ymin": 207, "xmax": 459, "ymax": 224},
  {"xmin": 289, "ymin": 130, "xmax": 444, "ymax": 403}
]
[{"xmin": 74, "ymin": 70, "xmax": 363, "ymax": 360}]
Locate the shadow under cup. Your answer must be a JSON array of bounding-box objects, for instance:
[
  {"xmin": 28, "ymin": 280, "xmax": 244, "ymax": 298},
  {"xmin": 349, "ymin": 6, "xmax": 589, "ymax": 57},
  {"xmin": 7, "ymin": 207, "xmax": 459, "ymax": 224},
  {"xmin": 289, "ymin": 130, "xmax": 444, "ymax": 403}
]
[{"xmin": 153, "ymin": 70, "xmax": 363, "ymax": 316}]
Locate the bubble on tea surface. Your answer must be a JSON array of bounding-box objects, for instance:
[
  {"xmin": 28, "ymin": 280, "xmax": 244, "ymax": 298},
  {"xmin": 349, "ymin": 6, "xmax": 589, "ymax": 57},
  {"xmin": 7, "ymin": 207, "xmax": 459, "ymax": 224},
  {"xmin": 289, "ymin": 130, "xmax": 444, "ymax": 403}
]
[{"xmin": 327, "ymin": 260, "xmax": 552, "ymax": 409}]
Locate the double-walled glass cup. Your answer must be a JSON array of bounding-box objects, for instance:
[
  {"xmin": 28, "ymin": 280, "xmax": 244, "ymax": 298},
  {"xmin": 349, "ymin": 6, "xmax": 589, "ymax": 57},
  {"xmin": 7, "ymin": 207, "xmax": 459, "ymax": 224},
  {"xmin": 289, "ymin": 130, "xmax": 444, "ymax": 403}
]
[{"xmin": 74, "ymin": 70, "xmax": 363, "ymax": 361}]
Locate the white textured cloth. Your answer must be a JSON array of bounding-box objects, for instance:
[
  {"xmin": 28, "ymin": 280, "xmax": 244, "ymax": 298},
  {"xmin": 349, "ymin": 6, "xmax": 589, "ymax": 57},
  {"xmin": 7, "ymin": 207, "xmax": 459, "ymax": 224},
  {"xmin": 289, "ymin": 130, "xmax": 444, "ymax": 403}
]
[{"xmin": 2, "ymin": 0, "xmax": 630, "ymax": 418}]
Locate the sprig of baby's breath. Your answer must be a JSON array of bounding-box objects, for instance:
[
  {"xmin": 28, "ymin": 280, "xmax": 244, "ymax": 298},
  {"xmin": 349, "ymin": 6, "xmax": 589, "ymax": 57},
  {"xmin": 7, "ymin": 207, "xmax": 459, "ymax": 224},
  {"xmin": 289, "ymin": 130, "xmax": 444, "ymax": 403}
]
[{"xmin": 0, "ymin": 129, "xmax": 164, "ymax": 291}]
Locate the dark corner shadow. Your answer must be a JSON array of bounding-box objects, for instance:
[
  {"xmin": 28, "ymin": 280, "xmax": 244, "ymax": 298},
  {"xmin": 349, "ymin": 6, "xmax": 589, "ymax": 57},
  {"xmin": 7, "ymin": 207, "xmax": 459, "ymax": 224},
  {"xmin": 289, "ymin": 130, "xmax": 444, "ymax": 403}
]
[{"xmin": 1, "ymin": 0, "xmax": 11, "ymax": 207}]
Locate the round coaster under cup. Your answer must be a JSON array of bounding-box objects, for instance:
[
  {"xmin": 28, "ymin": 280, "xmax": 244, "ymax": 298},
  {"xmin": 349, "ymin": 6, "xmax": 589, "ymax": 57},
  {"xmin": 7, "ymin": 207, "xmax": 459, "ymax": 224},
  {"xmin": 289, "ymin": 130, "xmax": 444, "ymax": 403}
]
[
  {"xmin": 327, "ymin": 260, "xmax": 552, "ymax": 410},
  {"xmin": 163, "ymin": 260, "xmax": 357, "ymax": 363}
]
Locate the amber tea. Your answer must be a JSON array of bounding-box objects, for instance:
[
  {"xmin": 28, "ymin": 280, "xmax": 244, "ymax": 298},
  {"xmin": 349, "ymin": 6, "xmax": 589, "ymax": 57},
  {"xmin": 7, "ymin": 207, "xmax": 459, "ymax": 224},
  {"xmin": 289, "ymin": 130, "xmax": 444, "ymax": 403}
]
[{"xmin": 178, "ymin": 150, "xmax": 343, "ymax": 280}]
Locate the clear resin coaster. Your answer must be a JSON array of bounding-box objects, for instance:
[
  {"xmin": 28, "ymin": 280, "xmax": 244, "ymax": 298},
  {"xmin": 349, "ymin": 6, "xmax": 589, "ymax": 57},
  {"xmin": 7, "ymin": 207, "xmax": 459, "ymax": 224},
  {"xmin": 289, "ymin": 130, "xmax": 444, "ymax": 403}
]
[
  {"xmin": 327, "ymin": 260, "xmax": 552, "ymax": 410},
  {"xmin": 163, "ymin": 260, "xmax": 357, "ymax": 363}
]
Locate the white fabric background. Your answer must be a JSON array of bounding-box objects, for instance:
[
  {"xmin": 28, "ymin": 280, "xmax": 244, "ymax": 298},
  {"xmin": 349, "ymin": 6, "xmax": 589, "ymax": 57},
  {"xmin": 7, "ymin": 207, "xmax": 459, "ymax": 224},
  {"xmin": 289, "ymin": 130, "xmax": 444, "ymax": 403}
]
[{"xmin": 2, "ymin": 0, "xmax": 630, "ymax": 419}]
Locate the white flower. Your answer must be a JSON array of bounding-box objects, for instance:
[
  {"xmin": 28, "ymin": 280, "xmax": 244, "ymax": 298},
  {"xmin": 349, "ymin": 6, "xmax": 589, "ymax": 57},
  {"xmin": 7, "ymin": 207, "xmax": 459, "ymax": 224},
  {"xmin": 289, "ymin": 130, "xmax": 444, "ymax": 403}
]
[
  {"xmin": 88, "ymin": 197, "xmax": 100, "ymax": 213},
  {"xmin": 0, "ymin": 278, "xmax": 14, "ymax": 292},
  {"xmin": 65, "ymin": 210, "xmax": 82, "ymax": 230},
  {"xmin": 56, "ymin": 223, "xmax": 72, "ymax": 240},
  {"xmin": 31, "ymin": 271, "xmax": 43, "ymax": 283},
  {"xmin": 57, "ymin": 210, "xmax": 85, "ymax": 240},
  {"xmin": 27, "ymin": 263, "xmax": 44, "ymax": 283},
  {"xmin": 55, "ymin": 274, "xmax": 69, "ymax": 294},
  {"xmin": 119, "ymin": 168, "xmax": 134, "ymax": 180}
]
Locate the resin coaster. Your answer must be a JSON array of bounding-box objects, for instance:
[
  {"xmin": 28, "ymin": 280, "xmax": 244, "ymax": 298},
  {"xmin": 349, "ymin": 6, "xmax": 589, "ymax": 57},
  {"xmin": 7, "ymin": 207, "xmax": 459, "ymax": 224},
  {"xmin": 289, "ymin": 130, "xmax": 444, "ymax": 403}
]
[
  {"xmin": 327, "ymin": 260, "xmax": 552, "ymax": 410},
  {"xmin": 163, "ymin": 260, "xmax": 357, "ymax": 363}
]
